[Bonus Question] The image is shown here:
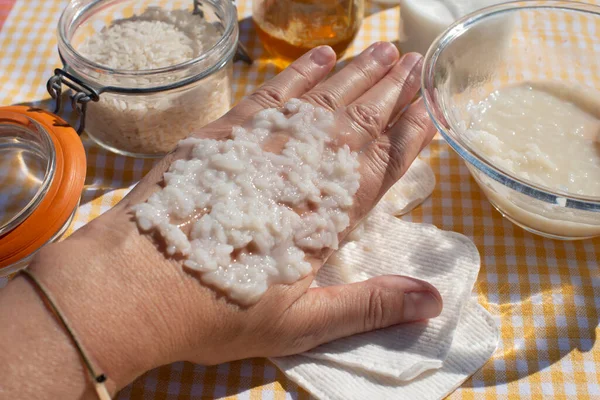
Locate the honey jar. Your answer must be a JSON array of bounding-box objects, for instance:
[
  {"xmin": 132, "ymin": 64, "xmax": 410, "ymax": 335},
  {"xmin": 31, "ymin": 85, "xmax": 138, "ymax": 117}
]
[{"xmin": 253, "ymin": 0, "xmax": 365, "ymax": 64}]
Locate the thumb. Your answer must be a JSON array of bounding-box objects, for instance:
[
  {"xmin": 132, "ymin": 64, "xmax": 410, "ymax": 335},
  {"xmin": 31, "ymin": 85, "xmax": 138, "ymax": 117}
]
[{"xmin": 277, "ymin": 275, "xmax": 442, "ymax": 355}]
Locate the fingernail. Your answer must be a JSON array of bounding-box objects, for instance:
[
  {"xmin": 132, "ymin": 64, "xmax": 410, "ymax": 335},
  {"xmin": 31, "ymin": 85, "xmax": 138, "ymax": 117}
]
[
  {"xmin": 399, "ymin": 52, "xmax": 424, "ymax": 73},
  {"xmin": 311, "ymin": 46, "xmax": 335, "ymax": 66},
  {"xmin": 403, "ymin": 291, "xmax": 442, "ymax": 321},
  {"xmin": 371, "ymin": 42, "xmax": 399, "ymax": 66}
]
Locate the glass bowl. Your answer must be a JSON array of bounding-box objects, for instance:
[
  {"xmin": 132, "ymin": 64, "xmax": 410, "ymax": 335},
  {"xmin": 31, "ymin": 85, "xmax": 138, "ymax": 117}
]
[{"xmin": 422, "ymin": 1, "xmax": 600, "ymax": 240}]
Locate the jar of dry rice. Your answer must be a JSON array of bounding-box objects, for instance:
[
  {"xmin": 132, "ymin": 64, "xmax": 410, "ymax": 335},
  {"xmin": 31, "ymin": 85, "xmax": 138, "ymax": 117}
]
[{"xmin": 51, "ymin": 0, "xmax": 238, "ymax": 158}]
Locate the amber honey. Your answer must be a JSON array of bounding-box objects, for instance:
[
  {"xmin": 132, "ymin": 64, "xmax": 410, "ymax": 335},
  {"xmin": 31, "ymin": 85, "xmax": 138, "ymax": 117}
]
[{"xmin": 253, "ymin": 0, "xmax": 364, "ymax": 64}]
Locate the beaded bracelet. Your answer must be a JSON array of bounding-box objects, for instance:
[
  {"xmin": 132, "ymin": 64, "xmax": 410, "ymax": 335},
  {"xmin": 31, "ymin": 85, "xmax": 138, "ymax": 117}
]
[{"xmin": 18, "ymin": 268, "xmax": 111, "ymax": 400}]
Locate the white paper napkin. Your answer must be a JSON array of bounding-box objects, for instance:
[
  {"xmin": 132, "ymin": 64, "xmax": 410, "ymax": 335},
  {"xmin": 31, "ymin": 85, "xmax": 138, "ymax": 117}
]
[
  {"xmin": 272, "ymin": 299, "xmax": 498, "ymax": 400},
  {"xmin": 377, "ymin": 158, "xmax": 436, "ymax": 217},
  {"xmin": 301, "ymin": 210, "xmax": 483, "ymax": 380}
]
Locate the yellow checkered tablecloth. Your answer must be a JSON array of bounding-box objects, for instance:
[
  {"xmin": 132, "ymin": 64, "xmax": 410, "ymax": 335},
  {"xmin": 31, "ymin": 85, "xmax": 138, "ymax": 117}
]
[{"xmin": 1, "ymin": 0, "xmax": 600, "ymax": 398}]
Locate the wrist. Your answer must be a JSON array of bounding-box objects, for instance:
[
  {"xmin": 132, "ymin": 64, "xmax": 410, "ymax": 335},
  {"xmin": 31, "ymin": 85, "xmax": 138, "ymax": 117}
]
[
  {"xmin": 0, "ymin": 276, "xmax": 100, "ymax": 398},
  {"xmin": 27, "ymin": 205, "xmax": 185, "ymax": 391}
]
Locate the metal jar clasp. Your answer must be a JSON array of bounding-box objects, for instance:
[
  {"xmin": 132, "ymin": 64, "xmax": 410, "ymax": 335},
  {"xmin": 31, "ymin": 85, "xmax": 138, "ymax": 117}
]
[
  {"xmin": 194, "ymin": 0, "xmax": 252, "ymax": 65},
  {"xmin": 46, "ymin": 69, "xmax": 100, "ymax": 135}
]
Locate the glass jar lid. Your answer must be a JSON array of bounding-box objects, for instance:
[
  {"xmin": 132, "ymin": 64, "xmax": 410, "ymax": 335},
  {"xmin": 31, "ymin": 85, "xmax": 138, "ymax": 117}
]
[{"xmin": 0, "ymin": 106, "xmax": 86, "ymax": 270}]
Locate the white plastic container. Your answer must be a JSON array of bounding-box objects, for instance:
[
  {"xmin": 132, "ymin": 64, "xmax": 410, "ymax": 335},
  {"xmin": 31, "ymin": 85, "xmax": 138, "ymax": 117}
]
[{"xmin": 398, "ymin": 0, "xmax": 508, "ymax": 55}]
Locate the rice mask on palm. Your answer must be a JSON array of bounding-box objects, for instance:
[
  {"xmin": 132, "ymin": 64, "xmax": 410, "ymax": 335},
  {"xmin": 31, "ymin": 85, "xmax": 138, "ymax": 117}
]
[{"xmin": 134, "ymin": 100, "xmax": 361, "ymax": 304}]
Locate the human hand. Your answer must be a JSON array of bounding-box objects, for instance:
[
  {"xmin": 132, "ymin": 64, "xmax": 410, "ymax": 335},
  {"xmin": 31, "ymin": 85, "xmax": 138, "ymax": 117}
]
[{"xmin": 27, "ymin": 42, "xmax": 441, "ymax": 394}]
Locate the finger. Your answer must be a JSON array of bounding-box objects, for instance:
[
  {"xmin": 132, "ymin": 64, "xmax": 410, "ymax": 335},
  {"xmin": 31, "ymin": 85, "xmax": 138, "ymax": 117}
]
[
  {"xmin": 222, "ymin": 46, "xmax": 337, "ymax": 125},
  {"xmin": 301, "ymin": 42, "xmax": 399, "ymax": 111},
  {"xmin": 360, "ymin": 98, "xmax": 437, "ymax": 202},
  {"xmin": 339, "ymin": 53, "xmax": 424, "ymax": 151},
  {"xmin": 277, "ymin": 275, "xmax": 442, "ymax": 354}
]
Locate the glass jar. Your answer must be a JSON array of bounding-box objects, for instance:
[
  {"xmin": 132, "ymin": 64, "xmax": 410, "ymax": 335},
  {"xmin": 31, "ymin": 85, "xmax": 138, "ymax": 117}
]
[
  {"xmin": 252, "ymin": 0, "xmax": 364, "ymax": 63},
  {"xmin": 52, "ymin": 0, "xmax": 239, "ymax": 158},
  {"xmin": 0, "ymin": 107, "xmax": 86, "ymax": 277}
]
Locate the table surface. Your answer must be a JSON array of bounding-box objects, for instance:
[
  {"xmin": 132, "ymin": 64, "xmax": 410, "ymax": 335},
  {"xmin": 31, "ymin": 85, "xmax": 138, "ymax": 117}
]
[{"xmin": 1, "ymin": 0, "xmax": 600, "ymax": 398}]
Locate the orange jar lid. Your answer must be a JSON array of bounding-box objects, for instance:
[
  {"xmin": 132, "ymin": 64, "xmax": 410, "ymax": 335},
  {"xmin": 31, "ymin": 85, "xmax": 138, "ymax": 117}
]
[{"xmin": 0, "ymin": 106, "xmax": 86, "ymax": 271}]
